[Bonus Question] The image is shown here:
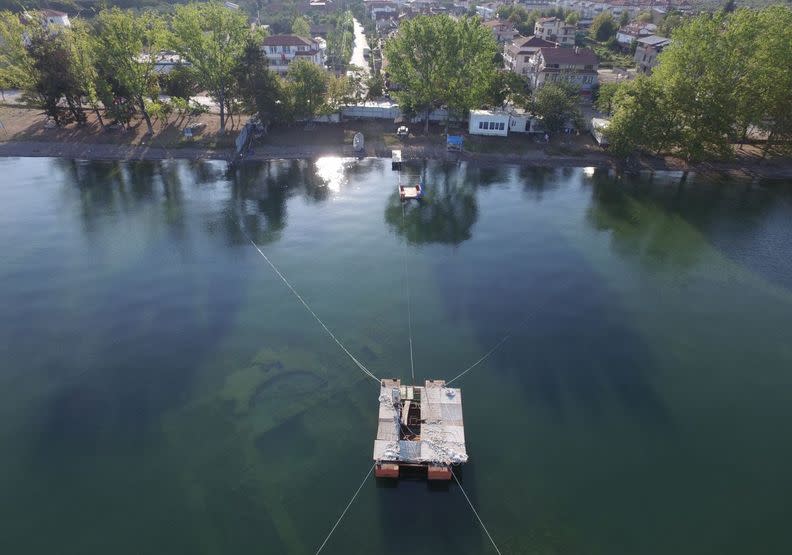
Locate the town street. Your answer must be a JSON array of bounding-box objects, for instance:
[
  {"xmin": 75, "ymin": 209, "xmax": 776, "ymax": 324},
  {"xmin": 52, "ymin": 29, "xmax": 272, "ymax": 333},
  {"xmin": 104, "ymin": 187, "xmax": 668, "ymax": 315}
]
[{"xmin": 350, "ymin": 17, "xmax": 370, "ymax": 76}]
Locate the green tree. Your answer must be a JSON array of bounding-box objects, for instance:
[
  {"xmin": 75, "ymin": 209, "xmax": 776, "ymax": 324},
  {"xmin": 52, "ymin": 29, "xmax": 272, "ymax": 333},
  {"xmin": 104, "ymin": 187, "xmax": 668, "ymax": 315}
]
[
  {"xmin": 26, "ymin": 25, "xmax": 85, "ymax": 125},
  {"xmin": 658, "ymin": 13, "xmax": 684, "ymax": 37},
  {"xmin": 593, "ymin": 81, "xmax": 622, "ymax": 115},
  {"xmin": 232, "ymin": 38, "xmax": 288, "ymax": 123},
  {"xmin": 591, "ymin": 12, "xmax": 617, "ymax": 42},
  {"xmin": 292, "ymin": 16, "xmax": 311, "ymax": 38},
  {"xmin": 487, "ymin": 70, "xmax": 531, "ymax": 109},
  {"xmin": 384, "ymin": 15, "xmax": 497, "ymax": 133},
  {"xmin": 171, "ymin": 2, "xmax": 251, "ymax": 134},
  {"xmin": 0, "ymin": 10, "xmax": 35, "ymax": 91},
  {"xmin": 651, "ymin": 13, "xmax": 735, "ymax": 160},
  {"xmin": 531, "ymin": 82, "xmax": 580, "ymax": 133},
  {"xmin": 69, "ymin": 19, "xmax": 106, "ymax": 126},
  {"xmin": 619, "ymin": 11, "xmax": 630, "ymax": 28},
  {"xmin": 565, "ymin": 12, "xmax": 580, "ymax": 25},
  {"xmin": 636, "ymin": 12, "xmax": 653, "ymax": 24},
  {"xmin": 287, "ymin": 58, "xmax": 328, "ymax": 122},
  {"xmin": 741, "ymin": 6, "xmax": 792, "ymax": 155},
  {"xmin": 365, "ymin": 73, "xmax": 383, "ymax": 100},
  {"xmin": 605, "ymin": 76, "xmax": 676, "ymax": 158},
  {"xmin": 161, "ymin": 66, "xmax": 199, "ymax": 100},
  {"xmin": 94, "ymin": 8, "xmax": 165, "ymax": 134}
]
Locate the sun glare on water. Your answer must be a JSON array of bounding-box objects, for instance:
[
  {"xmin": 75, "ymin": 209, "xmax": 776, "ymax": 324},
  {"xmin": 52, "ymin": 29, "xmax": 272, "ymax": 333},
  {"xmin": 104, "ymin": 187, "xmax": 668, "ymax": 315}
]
[{"xmin": 314, "ymin": 156, "xmax": 350, "ymax": 193}]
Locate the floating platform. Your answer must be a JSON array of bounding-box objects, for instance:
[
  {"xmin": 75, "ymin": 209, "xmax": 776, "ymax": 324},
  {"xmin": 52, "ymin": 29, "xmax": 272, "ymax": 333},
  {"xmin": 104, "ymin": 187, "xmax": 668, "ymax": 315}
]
[
  {"xmin": 391, "ymin": 150, "xmax": 402, "ymax": 169},
  {"xmin": 399, "ymin": 183, "xmax": 423, "ymax": 201},
  {"xmin": 373, "ymin": 379, "xmax": 468, "ymax": 480}
]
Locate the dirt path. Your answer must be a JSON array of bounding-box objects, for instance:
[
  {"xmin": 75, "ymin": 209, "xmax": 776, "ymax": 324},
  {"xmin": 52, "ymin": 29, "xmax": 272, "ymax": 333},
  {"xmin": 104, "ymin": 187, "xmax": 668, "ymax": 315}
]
[{"xmin": 2, "ymin": 106, "xmax": 791, "ymax": 178}]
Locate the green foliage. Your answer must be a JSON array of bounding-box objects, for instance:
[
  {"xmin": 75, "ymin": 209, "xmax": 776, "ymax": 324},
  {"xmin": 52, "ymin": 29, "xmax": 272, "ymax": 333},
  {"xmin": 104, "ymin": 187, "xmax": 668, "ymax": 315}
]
[
  {"xmin": 384, "ymin": 15, "xmax": 497, "ymax": 131},
  {"xmin": 26, "ymin": 25, "xmax": 85, "ymax": 125},
  {"xmin": 565, "ymin": 12, "xmax": 580, "ymax": 25},
  {"xmin": 531, "ymin": 82, "xmax": 581, "ymax": 133},
  {"xmin": 590, "ymin": 11, "xmax": 617, "ymax": 42},
  {"xmin": 605, "ymin": 76, "xmax": 676, "ymax": 157},
  {"xmin": 365, "ymin": 73, "xmax": 383, "ymax": 100},
  {"xmin": 326, "ymin": 11, "xmax": 354, "ymax": 72},
  {"xmin": 636, "ymin": 12, "xmax": 653, "ymax": 23},
  {"xmin": 590, "ymin": 43, "xmax": 634, "ymax": 68},
  {"xmin": 0, "ymin": 10, "xmax": 35, "ymax": 90},
  {"xmin": 291, "ymin": 15, "xmax": 310, "ymax": 38},
  {"xmin": 608, "ymin": 6, "xmax": 792, "ymax": 160},
  {"xmin": 286, "ymin": 58, "xmax": 327, "ymax": 120},
  {"xmin": 486, "ymin": 70, "xmax": 531, "ymax": 109},
  {"xmin": 94, "ymin": 8, "xmax": 165, "ymax": 133},
  {"xmin": 232, "ymin": 38, "xmax": 289, "ymax": 123},
  {"xmin": 658, "ymin": 13, "xmax": 685, "ymax": 37},
  {"xmin": 171, "ymin": 2, "xmax": 251, "ymax": 133},
  {"xmin": 619, "ymin": 11, "xmax": 630, "ymax": 28},
  {"xmin": 650, "ymin": 13, "xmax": 738, "ymax": 160},
  {"xmin": 593, "ymin": 82, "xmax": 622, "ymax": 114},
  {"xmin": 160, "ymin": 65, "xmax": 199, "ymax": 99}
]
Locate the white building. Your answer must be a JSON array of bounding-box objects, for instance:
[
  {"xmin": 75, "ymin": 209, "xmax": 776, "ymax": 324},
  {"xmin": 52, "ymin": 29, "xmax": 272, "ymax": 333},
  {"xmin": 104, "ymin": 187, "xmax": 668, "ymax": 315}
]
[
  {"xmin": 365, "ymin": 0, "xmax": 398, "ymax": 20},
  {"xmin": 41, "ymin": 9, "xmax": 71, "ymax": 28},
  {"xmin": 527, "ymin": 46, "xmax": 599, "ymax": 94},
  {"xmin": 469, "ymin": 109, "xmax": 541, "ymax": 136},
  {"xmin": 262, "ymin": 35, "xmax": 326, "ymax": 76},
  {"xmin": 504, "ymin": 35, "xmax": 557, "ymax": 77},
  {"xmin": 469, "ymin": 110, "xmax": 510, "ymax": 136},
  {"xmin": 534, "ymin": 17, "xmax": 576, "ymax": 47}
]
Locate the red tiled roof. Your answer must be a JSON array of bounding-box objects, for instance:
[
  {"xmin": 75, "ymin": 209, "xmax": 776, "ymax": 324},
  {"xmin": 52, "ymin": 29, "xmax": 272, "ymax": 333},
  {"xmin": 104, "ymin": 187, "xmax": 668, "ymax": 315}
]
[{"xmin": 262, "ymin": 34, "xmax": 314, "ymax": 47}]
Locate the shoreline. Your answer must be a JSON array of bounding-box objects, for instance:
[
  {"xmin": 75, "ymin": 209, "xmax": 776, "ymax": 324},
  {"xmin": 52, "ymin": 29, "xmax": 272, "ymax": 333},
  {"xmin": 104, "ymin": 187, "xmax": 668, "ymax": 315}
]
[{"xmin": 1, "ymin": 139, "xmax": 791, "ymax": 179}]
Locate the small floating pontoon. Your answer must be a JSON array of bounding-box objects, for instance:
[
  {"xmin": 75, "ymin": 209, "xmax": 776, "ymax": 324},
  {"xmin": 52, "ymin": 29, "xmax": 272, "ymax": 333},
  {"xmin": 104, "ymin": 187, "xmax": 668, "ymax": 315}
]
[
  {"xmin": 373, "ymin": 379, "xmax": 468, "ymax": 480},
  {"xmin": 399, "ymin": 183, "xmax": 423, "ymax": 201}
]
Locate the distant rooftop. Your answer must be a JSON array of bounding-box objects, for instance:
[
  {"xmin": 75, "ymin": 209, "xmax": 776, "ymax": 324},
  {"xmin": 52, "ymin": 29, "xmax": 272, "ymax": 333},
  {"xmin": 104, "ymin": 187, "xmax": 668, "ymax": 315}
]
[{"xmin": 637, "ymin": 35, "xmax": 672, "ymax": 46}]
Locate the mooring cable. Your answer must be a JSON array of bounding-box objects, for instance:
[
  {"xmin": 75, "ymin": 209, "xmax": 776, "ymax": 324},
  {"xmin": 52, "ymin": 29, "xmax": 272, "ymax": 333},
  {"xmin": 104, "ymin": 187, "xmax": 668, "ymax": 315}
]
[
  {"xmin": 315, "ymin": 462, "xmax": 376, "ymax": 554},
  {"xmin": 446, "ymin": 333, "xmax": 512, "ymax": 386},
  {"xmin": 452, "ymin": 470, "xmax": 503, "ymax": 555},
  {"xmin": 231, "ymin": 213, "xmax": 379, "ymax": 384},
  {"xmin": 401, "ymin": 201, "xmax": 416, "ymax": 383}
]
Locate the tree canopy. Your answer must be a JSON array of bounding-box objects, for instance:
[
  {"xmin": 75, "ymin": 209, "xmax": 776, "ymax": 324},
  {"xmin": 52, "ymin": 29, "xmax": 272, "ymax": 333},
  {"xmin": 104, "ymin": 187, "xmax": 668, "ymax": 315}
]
[
  {"xmin": 93, "ymin": 8, "xmax": 165, "ymax": 134},
  {"xmin": 384, "ymin": 15, "xmax": 497, "ymax": 132},
  {"xmin": 171, "ymin": 2, "xmax": 252, "ymax": 134},
  {"xmin": 590, "ymin": 12, "xmax": 617, "ymax": 42},
  {"xmin": 606, "ymin": 6, "xmax": 792, "ymax": 161}
]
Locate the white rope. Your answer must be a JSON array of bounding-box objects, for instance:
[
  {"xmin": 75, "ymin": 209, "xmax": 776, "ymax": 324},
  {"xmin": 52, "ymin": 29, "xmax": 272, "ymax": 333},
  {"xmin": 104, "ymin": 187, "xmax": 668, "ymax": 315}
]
[
  {"xmin": 452, "ymin": 470, "xmax": 502, "ymax": 555},
  {"xmin": 446, "ymin": 334, "xmax": 511, "ymax": 386},
  {"xmin": 401, "ymin": 201, "xmax": 416, "ymax": 383},
  {"xmin": 315, "ymin": 462, "xmax": 376, "ymax": 554},
  {"xmin": 233, "ymin": 214, "xmax": 379, "ymax": 383}
]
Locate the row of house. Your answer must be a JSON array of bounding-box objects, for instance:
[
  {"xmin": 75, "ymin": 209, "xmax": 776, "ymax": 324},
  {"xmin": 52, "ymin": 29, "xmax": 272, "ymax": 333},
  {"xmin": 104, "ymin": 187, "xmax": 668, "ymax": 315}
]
[
  {"xmin": 615, "ymin": 22, "xmax": 658, "ymax": 48},
  {"xmin": 262, "ymin": 34, "xmax": 327, "ymax": 75}
]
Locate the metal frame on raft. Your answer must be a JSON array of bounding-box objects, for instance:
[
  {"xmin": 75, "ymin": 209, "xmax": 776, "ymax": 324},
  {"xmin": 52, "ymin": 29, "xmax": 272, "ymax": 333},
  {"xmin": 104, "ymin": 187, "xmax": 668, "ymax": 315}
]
[{"xmin": 373, "ymin": 378, "xmax": 468, "ymax": 480}]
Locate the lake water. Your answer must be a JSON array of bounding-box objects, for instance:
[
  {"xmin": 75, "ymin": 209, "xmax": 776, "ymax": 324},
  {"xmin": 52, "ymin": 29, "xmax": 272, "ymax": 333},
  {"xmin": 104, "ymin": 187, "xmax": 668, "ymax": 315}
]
[{"xmin": 1, "ymin": 157, "xmax": 791, "ymax": 555}]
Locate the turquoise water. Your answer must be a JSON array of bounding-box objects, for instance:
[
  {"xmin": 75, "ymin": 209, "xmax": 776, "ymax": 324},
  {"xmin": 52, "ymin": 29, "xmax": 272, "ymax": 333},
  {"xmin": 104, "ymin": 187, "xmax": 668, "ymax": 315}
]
[{"xmin": 1, "ymin": 157, "xmax": 791, "ymax": 554}]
